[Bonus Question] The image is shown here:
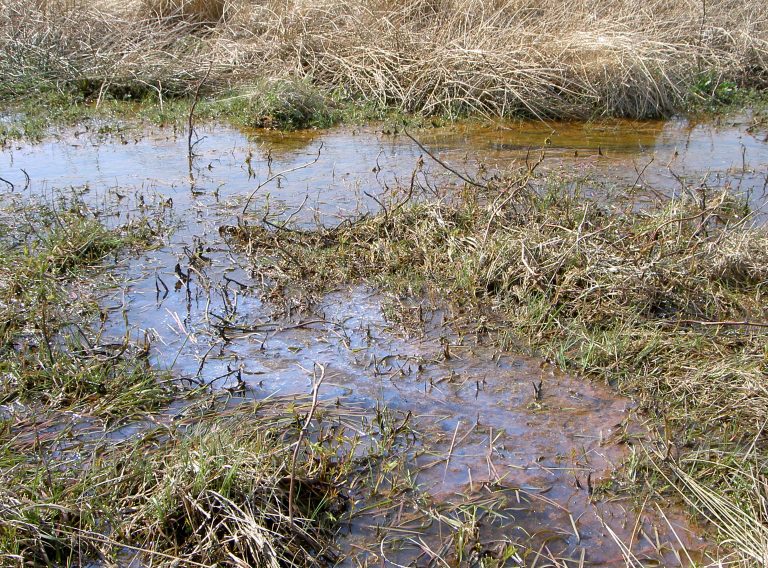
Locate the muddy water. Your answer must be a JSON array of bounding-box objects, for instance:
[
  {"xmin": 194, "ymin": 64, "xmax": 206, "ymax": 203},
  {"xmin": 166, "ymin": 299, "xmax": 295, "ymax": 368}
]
[
  {"xmin": 2, "ymin": 116, "xmax": 765, "ymax": 565},
  {"xmin": 270, "ymin": 290, "xmax": 708, "ymax": 566}
]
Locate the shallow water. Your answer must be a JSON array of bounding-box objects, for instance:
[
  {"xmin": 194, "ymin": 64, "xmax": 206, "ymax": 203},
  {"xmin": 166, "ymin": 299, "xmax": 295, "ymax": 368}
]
[{"xmin": 2, "ymin": 115, "xmax": 765, "ymax": 565}]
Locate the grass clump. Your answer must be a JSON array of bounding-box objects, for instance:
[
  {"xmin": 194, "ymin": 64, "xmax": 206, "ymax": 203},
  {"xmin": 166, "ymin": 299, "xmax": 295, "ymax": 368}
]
[
  {"xmin": 0, "ymin": 197, "xmax": 172, "ymax": 417},
  {"xmin": 230, "ymin": 172, "xmax": 768, "ymax": 563},
  {"xmin": 104, "ymin": 417, "xmax": 345, "ymax": 566},
  {"xmin": 209, "ymin": 80, "xmax": 345, "ymax": 130},
  {"xmin": 0, "ymin": 195, "xmax": 180, "ymax": 566},
  {"xmin": 1, "ymin": 354, "xmax": 169, "ymax": 419},
  {"xmin": 0, "ymin": 396, "xmax": 417, "ymax": 566},
  {"xmin": 0, "ymin": 418, "xmax": 112, "ymax": 567}
]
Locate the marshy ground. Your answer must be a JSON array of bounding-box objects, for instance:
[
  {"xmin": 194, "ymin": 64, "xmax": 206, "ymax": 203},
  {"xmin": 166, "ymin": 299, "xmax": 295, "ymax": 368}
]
[
  {"xmin": 2, "ymin": 0, "xmax": 768, "ymax": 566},
  {"xmin": 1, "ymin": 113, "xmax": 767, "ymax": 566}
]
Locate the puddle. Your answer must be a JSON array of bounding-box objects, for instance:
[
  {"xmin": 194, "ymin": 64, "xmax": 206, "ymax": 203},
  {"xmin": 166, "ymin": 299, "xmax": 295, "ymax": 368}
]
[
  {"xmin": 414, "ymin": 116, "xmax": 768, "ymax": 211},
  {"xmin": 244, "ymin": 288, "xmax": 708, "ymax": 566},
  {"xmin": 2, "ymin": 115, "xmax": 764, "ymax": 565}
]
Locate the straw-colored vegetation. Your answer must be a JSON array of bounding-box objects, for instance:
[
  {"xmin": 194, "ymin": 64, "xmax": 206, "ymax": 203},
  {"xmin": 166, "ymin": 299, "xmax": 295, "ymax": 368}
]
[
  {"xmin": 1, "ymin": 0, "xmax": 767, "ymax": 123},
  {"xmin": 231, "ymin": 168, "xmax": 768, "ymax": 565}
]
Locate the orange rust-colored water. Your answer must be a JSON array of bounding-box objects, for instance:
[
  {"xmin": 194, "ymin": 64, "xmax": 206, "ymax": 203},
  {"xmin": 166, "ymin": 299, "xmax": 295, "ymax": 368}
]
[{"xmin": 2, "ymin": 115, "xmax": 765, "ymax": 565}]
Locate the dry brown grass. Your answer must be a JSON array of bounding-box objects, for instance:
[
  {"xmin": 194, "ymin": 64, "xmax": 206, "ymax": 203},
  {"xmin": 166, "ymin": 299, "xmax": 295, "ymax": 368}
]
[
  {"xmin": 1, "ymin": 0, "xmax": 766, "ymax": 116},
  {"xmin": 142, "ymin": 0, "xmax": 228, "ymax": 24}
]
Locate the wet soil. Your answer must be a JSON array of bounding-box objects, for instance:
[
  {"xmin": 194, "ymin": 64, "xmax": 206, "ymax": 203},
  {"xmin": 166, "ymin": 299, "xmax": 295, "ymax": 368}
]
[{"xmin": 2, "ymin": 116, "xmax": 766, "ymax": 565}]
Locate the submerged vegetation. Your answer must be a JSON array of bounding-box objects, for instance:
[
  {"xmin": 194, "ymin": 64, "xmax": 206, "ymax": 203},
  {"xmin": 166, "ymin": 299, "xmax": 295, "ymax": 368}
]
[
  {"xmin": 0, "ymin": 197, "xmax": 421, "ymax": 566},
  {"xmin": 230, "ymin": 166, "xmax": 768, "ymax": 564},
  {"xmin": 1, "ymin": 0, "xmax": 768, "ymax": 136},
  {"xmin": 0, "ymin": 199, "xmax": 172, "ymax": 418},
  {"xmin": 1, "ymin": 192, "xmax": 514, "ymax": 566}
]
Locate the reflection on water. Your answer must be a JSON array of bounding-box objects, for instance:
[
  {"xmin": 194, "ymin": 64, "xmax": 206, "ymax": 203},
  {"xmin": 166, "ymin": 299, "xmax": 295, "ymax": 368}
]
[
  {"xmin": 1, "ymin": 114, "xmax": 765, "ymax": 565},
  {"xmin": 2, "ymin": 114, "xmax": 766, "ymax": 218}
]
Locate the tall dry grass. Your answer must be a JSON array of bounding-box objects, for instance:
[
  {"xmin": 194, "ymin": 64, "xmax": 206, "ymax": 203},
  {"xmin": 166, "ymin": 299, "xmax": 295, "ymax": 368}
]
[{"xmin": 1, "ymin": 0, "xmax": 766, "ymax": 116}]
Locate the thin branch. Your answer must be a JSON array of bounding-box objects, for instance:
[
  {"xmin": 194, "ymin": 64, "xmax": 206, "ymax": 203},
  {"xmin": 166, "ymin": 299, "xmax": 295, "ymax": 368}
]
[
  {"xmin": 241, "ymin": 143, "xmax": 324, "ymax": 215},
  {"xmin": 288, "ymin": 363, "xmax": 326, "ymax": 523},
  {"xmin": 187, "ymin": 61, "xmax": 213, "ymax": 170},
  {"xmin": 403, "ymin": 129, "xmax": 487, "ymax": 189}
]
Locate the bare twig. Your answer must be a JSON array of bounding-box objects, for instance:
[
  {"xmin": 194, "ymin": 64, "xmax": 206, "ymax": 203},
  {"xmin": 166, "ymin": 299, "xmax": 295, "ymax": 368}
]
[
  {"xmin": 242, "ymin": 143, "xmax": 324, "ymax": 215},
  {"xmin": 187, "ymin": 61, "xmax": 213, "ymax": 180},
  {"xmin": 288, "ymin": 363, "xmax": 326, "ymax": 522},
  {"xmin": 403, "ymin": 129, "xmax": 487, "ymax": 189}
]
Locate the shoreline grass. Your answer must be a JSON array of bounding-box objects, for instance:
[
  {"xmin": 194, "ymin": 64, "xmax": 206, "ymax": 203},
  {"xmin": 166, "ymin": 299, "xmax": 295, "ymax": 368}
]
[
  {"xmin": 0, "ymin": 79, "xmax": 411, "ymax": 142},
  {"xmin": 229, "ymin": 169, "xmax": 768, "ymax": 564},
  {"xmin": 1, "ymin": 0, "xmax": 768, "ymax": 140},
  {"xmin": 0, "ymin": 72, "xmax": 765, "ymax": 147},
  {"xmin": 2, "ymin": 81, "xmax": 767, "ymax": 145}
]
